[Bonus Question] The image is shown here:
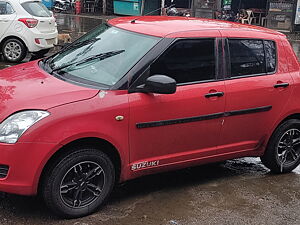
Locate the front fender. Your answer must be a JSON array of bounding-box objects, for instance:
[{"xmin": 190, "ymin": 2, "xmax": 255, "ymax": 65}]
[{"xmin": 19, "ymin": 90, "xmax": 130, "ymax": 193}]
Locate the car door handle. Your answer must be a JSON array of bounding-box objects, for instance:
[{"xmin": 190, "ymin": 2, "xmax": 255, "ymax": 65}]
[
  {"xmin": 205, "ymin": 92, "xmax": 224, "ymax": 98},
  {"xmin": 274, "ymin": 83, "xmax": 289, "ymax": 88}
]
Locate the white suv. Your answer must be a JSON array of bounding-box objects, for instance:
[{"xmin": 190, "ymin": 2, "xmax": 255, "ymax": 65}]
[{"xmin": 0, "ymin": 0, "xmax": 58, "ymax": 62}]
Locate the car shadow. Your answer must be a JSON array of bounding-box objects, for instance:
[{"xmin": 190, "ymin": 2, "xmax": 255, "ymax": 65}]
[{"xmin": 0, "ymin": 158, "xmax": 276, "ymax": 222}]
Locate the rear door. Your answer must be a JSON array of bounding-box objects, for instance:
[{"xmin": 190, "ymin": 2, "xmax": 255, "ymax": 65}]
[
  {"xmin": 21, "ymin": 1, "xmax": 56, "ymax": 33},
  {"xmin": 218, "ymin": 31, "xmax": 293, "ymax": 154},
  {"xmin": 0, "ymin": 1, "xmax": 16, "ymax": 39}
]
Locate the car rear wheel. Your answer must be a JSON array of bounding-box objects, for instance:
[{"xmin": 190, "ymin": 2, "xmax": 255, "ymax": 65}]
[
  {"xmin": 42, "ymin": 148, "xmax": 115, "ymax": 218},
  {"xmin": 2, "ymin": 38, "xmax": 27, "ymax": 63},
  {"xmin": 261, "ymin": 119, "xmax": 300, "ymax": 173}
]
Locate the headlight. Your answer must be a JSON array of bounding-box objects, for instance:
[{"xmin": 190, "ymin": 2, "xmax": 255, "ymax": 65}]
[{"xmin": 0, "ymin": 110, "xmax": 50, "ymax": 144}]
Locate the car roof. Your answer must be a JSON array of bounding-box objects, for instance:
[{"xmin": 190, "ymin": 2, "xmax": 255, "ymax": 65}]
[
  {"xmin": 108, "ymin": 16, "xmax": 284, "ymax": 38},
  {"xmin": 6, "ymin": 0, "xmax": 42, "ymax": 4},
  {"xmin": 18, "ymin": 0, "xmax": 42, "ymax": 3}
]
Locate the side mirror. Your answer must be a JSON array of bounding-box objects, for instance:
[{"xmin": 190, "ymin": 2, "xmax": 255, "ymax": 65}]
[{"xmin": 136, "ymin": 75, "xmax": 176, "ymax": 94}]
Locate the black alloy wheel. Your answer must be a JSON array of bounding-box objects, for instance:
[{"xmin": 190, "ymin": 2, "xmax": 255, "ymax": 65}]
[
  {"xmin": 276, "ymin": 128, "xmax": 300, "ymax": 170},
  {"xmin": 42, "ymin": 148, "xmax": 115, "ymax": 218},
  {"xmin": 261, "ymin": 119, "xmax": 300, "ymax": 173},
  {"xmin": 59, "ymin": 161, "xmax": 105, "ymax": 208}
]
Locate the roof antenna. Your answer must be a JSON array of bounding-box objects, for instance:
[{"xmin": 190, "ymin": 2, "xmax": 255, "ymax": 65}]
[{"xmin": 131, "ymin": 3, "xmax": 176, "ymax": 23}]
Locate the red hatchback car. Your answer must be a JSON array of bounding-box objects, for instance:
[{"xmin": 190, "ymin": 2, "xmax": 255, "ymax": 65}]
[{"xmin": 0, "ymin": 16, "xmax": 300, "ymax": 218}]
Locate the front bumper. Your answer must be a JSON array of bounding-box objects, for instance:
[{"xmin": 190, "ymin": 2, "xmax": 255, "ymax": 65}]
[{"xmin": 0, "ymin": 142, "xmax": 59, "ymax": 195}]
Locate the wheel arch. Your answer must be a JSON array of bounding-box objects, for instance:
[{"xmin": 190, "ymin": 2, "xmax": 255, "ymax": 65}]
[
  {"xmin": 261, "ymin": 113, "xmax": 300, "ymax": 173},
  {"xmin": 279, "ymin": 114, "xmax": 300, "ymax": 124},
  {"xmin": 0, "ymin": 35, "xmax": 28, "ymax": 51},
  {"xmin": 37, "ymin": 137, "xmax": 122, "ymax": 195},
  {"xmin": 272, "ymin": 114, "xmax": 300, "ymax": 134},
  {"xmin": 267, "ymin": 113, "xmax": 300, "ymax": 148}
]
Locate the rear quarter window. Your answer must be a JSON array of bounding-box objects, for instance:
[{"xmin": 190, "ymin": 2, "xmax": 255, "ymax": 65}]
[
  {"xmin": 21, "ymin": 1, "xmax": 51, "ymax": 17},
  {"xmin": 264, "ymin": 40, "xmax": 277, "ymax": 73}
]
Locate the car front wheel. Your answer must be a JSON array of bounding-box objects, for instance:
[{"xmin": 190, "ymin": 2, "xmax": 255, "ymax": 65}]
[
  {"xmin": 42, "ymin": 148, "xmax": 115, "ymax": 218},
  {"xmin": 2, "ymin": 38, "xmax": 27, "ymax": 63},
  {"xmin": 261, "ymin": 119, "xmax": 300, "ymax": 173}
]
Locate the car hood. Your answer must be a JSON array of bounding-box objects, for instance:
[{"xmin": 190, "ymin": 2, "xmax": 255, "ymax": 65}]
[{"xmin": 0, "ymin": 61, "xmax": 99, "ymax": 122}]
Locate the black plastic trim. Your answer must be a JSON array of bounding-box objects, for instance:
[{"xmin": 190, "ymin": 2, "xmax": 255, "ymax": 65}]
[
  {"xmin": 136, "ymin": 105, "xmax": 272, "ymax": 129},
  {"xmin": 136, "ymin": 112, "xmax": 224, "ymax": 129},
  {"xmin": 205, "ymin": 92, "xmax": 224, "ymax": 98},
  {"xmin": 127, "ymin": 38, "xmax": 175, "ymax": 92},
  {"xmin": 0, "ymin": 165, "xmax": 9, "ymax": 178},
  {"xmin": 274, "ymin": 83, "xmax": 289, "ymax": 88},
  {"xmin": 224, "ymin": 106, "xmax": 272, "ymax": 117}
]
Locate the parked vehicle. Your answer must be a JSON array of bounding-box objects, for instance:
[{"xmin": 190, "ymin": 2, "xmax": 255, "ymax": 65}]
[
  {"xmin": 53, "ymin": 0, "xmax": 74, "ymax": 13},
  {"xmin": 0, "ymin": 16, "xmax": 300, "ymax": 218},
  {"xmin": 0, "ymin": 0, "xmax": 58, "ymax": 62},
  {"xmin": 166, "ymin": 5, "xmax": 190, "ymax": 17}
]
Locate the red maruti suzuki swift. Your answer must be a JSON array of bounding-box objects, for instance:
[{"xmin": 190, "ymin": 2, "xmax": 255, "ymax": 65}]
[{"xmin": 1, "ymin": 16, "xmax": 300, "ymax": 218}]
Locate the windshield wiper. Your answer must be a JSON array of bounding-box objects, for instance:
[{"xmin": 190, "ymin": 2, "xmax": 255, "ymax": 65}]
[
  {"xmin": 62, "ymin": 37, "xmax": 101, "ymax": 51},
  {"xmin": 43, "ymin": 38, "xmax": 102, "ymax": 70},
  {"xmin": 50, "ymin": 50, "xmax": 125, "ymax": 74}
]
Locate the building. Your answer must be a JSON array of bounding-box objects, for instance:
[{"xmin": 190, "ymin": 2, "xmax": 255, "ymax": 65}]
[
  {"xmin": 190, "ymin": 0, "xmax": 298, "ymax": 32},
  {"xmin": 162, "ymin": 0, "xmax": 298, "ymax": 32},
  {"xmin": 82, "ymin": 0, "xmax": 114, "ymax": 15},
  {"xmin": 87, "ymin": 0, "xmax": 300, "ymax": 32}
]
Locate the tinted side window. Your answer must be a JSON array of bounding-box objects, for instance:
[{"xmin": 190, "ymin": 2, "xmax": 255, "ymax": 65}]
[
  {"xmin": 0, "ymin": 2, "xmax": 14, "ymax": 15},
  {"xmin": 229, "ymin": 39, "xmax": 266, "ymax": 77},
  {"xmin": 150, "ymin": 39, "xmax": 216, "ymax": 84},
  {"xmin": 264, "ymin": 40, "xmax": 277, "ymax": 73}
]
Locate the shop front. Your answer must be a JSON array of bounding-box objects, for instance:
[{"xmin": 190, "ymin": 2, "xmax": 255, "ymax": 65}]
[
  {"xmin": 191, "ymin": 0, "xmax": 268, "ymax": 20},
  {"xmin": 80, "ymin": 0, "xmax": 114, "ymax": 14},
  {"xmin": 162, "ymin": 0, "xmax": 299, "ymax": 32},
  {"xmin": 212, "ymin": 0, "xmax": 297, "ymax": 32},
  {"xmin": 267, "ymin": 0, "xmax": 296, "ymax": 31},
  {"xmin": 221, "ymin": 0, "xmax": 268, "ymax": 25},
  {"xmin": 79, "ymin": 0, "xmax": 299, "ymax": 32},
  {"xmin": 192, "ymin": 0, "xmax": 220, "ymax": 18},
  {"xmin": 113, "ymin": 0, "xmax": 161, "ymax": 16}
]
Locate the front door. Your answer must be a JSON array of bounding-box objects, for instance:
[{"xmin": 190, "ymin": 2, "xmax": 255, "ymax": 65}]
[{"xmin": 128, "ymin": 36, "xmax": 226, "ymax": 173}]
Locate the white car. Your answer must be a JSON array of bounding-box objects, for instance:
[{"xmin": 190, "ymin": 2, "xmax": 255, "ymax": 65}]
[{"xmin": 0, "ymin": 0, "xmax": 58, "ymax": 62}]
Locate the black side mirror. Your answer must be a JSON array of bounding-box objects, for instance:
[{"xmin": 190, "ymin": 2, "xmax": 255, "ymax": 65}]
[{"xmin": 136, "ymin": 75, "xmax": 177, "ymax": 94}]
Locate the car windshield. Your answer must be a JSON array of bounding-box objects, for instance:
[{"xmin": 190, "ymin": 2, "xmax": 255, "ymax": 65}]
[
  {"xmin": 45, "ymin": 24, "xmax": 161, "ymax": 88},
  {"xmin": 21, "ymin": 1, "xmax": 52, "ymax": 17}
]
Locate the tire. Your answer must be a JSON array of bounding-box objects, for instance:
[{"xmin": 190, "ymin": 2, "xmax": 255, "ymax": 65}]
[
  {"xmin": 261, "ymin": 119, "xmax": 300, "ymax": 173},
  {"xmin": 42, "ymin": 148, "xmax": 115, "ymax": 218},
  {"xmin": 2, "ymin": 38, "xmax": 27, "ymax": 63}
]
